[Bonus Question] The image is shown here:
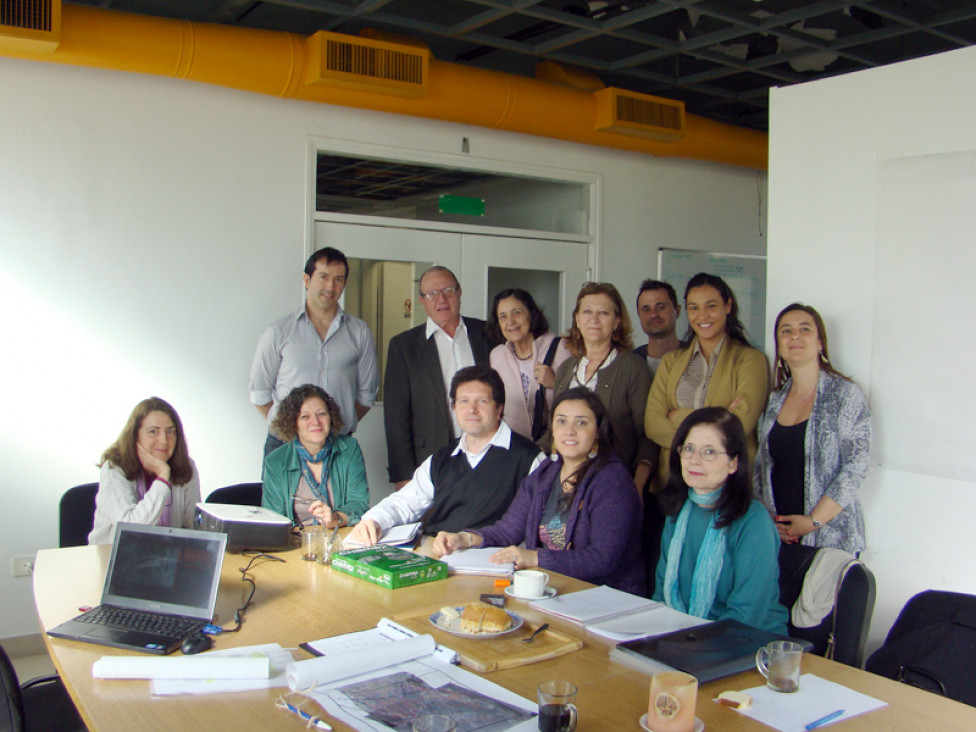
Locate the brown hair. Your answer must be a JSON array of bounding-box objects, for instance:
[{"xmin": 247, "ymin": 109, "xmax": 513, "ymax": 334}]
[
  {"xmin": 772, "ymin": 303, "xmax": 851, "ymax": 389},
  {"xmin": 270, "ymin": 384, "xmax": 344, "ymax": 442},
  {"xmin": 566, "ymin": 282, "xmax": 634, "ymax": 357},
  {"xmin": 99, "ymin": 397, "xmax": 193, "ymax": 485}
]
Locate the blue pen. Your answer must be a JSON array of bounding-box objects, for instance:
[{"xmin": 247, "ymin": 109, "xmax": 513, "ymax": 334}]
[{"xmin": 805, "ymin": 709, "xmax": 844, "ymax": 730}]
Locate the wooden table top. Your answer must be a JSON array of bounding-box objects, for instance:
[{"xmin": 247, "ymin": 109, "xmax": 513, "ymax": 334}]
[{"xmin": 33, "ymin": 543, "xmax": 976, "ymax": 731}]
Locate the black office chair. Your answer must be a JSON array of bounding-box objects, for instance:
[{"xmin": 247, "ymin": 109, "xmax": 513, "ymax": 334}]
[
  {"xmin": 58, "ymin": 483, "xmax": 99, "ymax": 548},
  {"xmin": 777, "ymin": 543, "xmax": 876, "ymax": 668},
  {"xmin": 205, "ymin": 483, "xmax": 262, "ymax": 506},
  {"xmin": 0, "ymin": 644, "xmax": 86, "ymax": 732},
  {"xmin": 865, "ymin": 590, "xmax": 976, "ymax": 706}
]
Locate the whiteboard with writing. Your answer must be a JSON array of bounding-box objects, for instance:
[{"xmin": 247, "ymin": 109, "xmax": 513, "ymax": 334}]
[{"xmin": 657, "ymin": 249, "xmax": 767, "ymax": 351}]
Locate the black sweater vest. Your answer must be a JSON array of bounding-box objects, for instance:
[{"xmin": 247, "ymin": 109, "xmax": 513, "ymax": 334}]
[{"xmin": 422, "ymin": 431, "xmax": 540, "ymax": 535}]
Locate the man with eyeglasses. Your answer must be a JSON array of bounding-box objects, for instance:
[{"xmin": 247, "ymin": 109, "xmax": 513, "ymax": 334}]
[
  {"xmin": 249, "ymin": 246, "xmax": 379, "ymax": 460},
  {"xmin": 384, "ymin": 265, "xmax": 492, "ymax": 488}
]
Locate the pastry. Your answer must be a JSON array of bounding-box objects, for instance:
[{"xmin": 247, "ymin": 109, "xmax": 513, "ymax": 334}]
[{"xmin": 459, "ymin": 601, "xmax": 511, "ymax": 633}]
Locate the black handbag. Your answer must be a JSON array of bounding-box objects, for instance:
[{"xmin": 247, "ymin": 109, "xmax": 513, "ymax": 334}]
[{"xmin": 531, "ymin": 337, "xmax": 563, "ymax": 441}]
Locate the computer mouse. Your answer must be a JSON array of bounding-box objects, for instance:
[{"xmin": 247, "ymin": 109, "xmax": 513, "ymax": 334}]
[{"xmin": 180, "ymin": 633, "xmax": 213, "ymax": 655}]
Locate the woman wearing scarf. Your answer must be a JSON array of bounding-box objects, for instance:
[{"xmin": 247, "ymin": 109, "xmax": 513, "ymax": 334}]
[
  {"xmin": 89, "ymin": 397, "xmax": 201, "ymax": 544},
  {"xmin": 263, "ymin": 384, "xmax": 368, "ymax": 529},
  {"xmin": 653, "ymin": 407, "xmax": 786, "ymax": 633}
]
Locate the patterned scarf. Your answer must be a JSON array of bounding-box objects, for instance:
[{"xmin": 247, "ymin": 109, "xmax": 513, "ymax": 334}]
[
  {"xmin": 295, "ymin": 437, "xmax": 333, "ymax": 506},
  {"xmin": 663, "ymin": 487, "xmax": 727, "ymax": 618}
]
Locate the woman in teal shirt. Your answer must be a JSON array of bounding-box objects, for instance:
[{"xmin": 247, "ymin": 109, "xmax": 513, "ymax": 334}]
[
  {"xmin": 262, "ymin": 384, "xmax": 369, "ymax": 528},
  {"xmin": 653, "ymin": 407, "xmax": 786, "ymax": 633}
]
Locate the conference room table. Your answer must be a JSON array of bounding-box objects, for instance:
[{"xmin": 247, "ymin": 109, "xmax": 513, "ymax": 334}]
[{"xmin": 33, "ymin": 541, "xmax": 976, "ymax": 732}]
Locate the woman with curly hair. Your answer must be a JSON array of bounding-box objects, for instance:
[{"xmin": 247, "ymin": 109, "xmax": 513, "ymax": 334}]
[
  {"xmin": 89, "ymin": 397, "xmax": 200, "ymax": 544},
  {"xmin": 262, "ymin": 384, "xmax": 368, "ymax": 528},
  {"xmin": 538, "ymin": 282, "xmax": 654, "ymax": 495}
]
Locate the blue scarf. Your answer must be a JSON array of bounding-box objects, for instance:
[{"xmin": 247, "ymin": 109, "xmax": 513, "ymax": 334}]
[
  {"xmin": 663, "ymin": 487, "xmax": 727, "ymax": 619},
  {"xmin": 295, "ymin": 438, "xmax": 333, "ymax": 506}
]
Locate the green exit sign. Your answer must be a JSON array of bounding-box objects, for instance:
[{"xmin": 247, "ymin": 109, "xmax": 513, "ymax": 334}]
[{"xmin": 439, "ymin": 194, "xmax": 485, "ymax": 217}]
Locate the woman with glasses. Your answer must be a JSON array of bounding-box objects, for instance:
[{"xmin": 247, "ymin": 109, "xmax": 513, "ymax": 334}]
[
  {"xmin": 433, "ymin": 388, "xmax": 645, "ymax": 594},
  {"xmin": 89, "ymin": 397, "xmax": 201, "ymax": 544},
  {"xmin": 488, "ymin": 288, "xmax": 571, "ymax": 440},
  {"xmin": 753, "ymin": 304, "xmax": 871, "ymax": 555},
  {"xmin": 262, "ymin": 384, "xmax": 368, "ymax": 528},
  {"xmin": 538, "ymin": 282, "xmax": 655, "ymax": 495},
  {"xmin": 653, "ymin": 407, "xmax": 787, "ymax": 632},
  {"xmin": 645, "ymin": 272, "xmax": 769, "ymax": 485}
]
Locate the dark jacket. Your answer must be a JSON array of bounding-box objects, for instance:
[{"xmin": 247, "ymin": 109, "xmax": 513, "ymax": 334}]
[
  {"xmin": 474, "ymin": 454, "xmax": 646, "ymax": 595},
  {"xmin": 383, "ymin": 317, "xmax": 491, "ymax": 483}
]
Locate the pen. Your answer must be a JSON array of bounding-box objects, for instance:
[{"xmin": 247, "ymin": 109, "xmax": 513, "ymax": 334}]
[{"xmin": 805, "ymin": 709, "xmax": 844, "ymax": 730}]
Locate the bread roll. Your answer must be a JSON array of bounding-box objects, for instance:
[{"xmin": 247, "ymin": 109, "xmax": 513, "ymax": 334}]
[{"xmin": 459, "ymin": 601, "xmax": 511, "ymax": 633}]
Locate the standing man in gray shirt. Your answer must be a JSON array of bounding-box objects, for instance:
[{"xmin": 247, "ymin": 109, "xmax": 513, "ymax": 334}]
[
  {"xmin": 634, "ymin": 279, "xmax": 681, "ymax": 378},
  {"xmin": 250, "ymin": 247, "xmax": 379, "ymax": 459}
]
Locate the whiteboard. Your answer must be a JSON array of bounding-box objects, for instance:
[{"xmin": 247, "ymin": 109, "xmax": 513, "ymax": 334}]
[{"xmin": 657, "ymin": 249, "xmax": 767, "ymax": 351}]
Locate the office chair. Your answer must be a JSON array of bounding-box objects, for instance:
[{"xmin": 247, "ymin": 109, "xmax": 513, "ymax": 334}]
[
  {"xmin": 0, "ymin": 644, "xmax": 86, "ymax": 732},
  {"xmin": 777, "ymin": 543, "xmax": 876, "ymax": 668},
  {"xmin": 205, "ymin": 482, "xmax": 262, "ymax": 506},
  {"xmin": 58, "ymin": 483, "xmax": 99, "ymax": 548}
]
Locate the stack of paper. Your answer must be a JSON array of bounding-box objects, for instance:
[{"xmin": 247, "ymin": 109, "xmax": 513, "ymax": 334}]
[
  {"xmin": 341, "ymin": 522, "xmax": 421, "ymax": 548},
  {"xmin": 530, "ymin": 585, "xmax": 657, "ymax": 624},
  {"xmin": 440, "ymin": 547, "xmax": 514, "ymax": 576}
]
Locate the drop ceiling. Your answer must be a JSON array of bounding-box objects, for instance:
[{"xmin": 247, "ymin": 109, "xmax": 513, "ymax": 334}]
[{"xmin": 69, "ymin": 0, "xmax": 976, "ymax": 132}]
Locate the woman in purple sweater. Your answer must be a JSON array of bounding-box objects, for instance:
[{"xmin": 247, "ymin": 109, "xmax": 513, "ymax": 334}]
[{"xmin": 433, "ymin": 387, "xmax": 646, "ymax": 594}]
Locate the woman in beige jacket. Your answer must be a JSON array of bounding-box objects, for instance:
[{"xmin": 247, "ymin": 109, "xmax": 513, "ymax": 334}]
[{"xmin": 644, "ymin": 273, "xmax": 769, "ymax": 486}]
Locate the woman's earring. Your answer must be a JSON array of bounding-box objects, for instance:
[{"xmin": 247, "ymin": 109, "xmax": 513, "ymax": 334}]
[{"xmin": 587, "ymin": 448, "xmax": 598, "ymax": 459}]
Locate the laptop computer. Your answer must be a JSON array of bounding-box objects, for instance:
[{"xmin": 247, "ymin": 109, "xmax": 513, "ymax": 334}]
[{"xmin": 48, "ymin": 522, "xmax": 227, "ymax": 655}]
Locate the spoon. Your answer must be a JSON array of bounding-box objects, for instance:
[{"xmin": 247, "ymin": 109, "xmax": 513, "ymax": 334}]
[{"xmin": 523, "ymin": 623, "xmax": 550, "ymax": 643}]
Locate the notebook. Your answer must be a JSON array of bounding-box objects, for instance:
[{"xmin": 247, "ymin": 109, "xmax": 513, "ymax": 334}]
[
  {"xmin": 610, "ymin": 619, "xmax": 814, "ymax": 683},
  {"xmin": 47, "ymin": 522, "xmax": 227, "ymax": 655}
]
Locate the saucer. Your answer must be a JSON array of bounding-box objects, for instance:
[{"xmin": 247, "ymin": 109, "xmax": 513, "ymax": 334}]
[
  {"xmin": 639, "ymin": 714, "xmax": 704, "ymax": 732},
  {"xmin": 503, "ymin": 585, "xmax": 557, "ymax": 600}
]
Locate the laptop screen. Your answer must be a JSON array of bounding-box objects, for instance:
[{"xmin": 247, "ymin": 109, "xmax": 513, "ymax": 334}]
[{"xmin": 102, "ymin": 523, "xmax": 227, "ymax": 620}]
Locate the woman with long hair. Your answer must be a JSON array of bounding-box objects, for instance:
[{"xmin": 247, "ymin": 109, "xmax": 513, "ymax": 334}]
[
  {"xmin": 540, "ymin": 282, "xmax": 654, "ymax": 494},
  {"xmin": 433, "ymin": 387, "xmax": 645, "ymax": 594},
  {"xmin": 654, "ymin": 407, "xmax": 786, "ymax": 632},
  {"xmin": 262, "ymin": 384, "xmax": 369, "ymax": 528},
  {"xmin": 753, "ymin": 304, "xmax": 872, "ymax": 554},
  {"xmin": 89, "ymin": 397, "xmax": 200, "ymax": 544},
  {"xmin": 487, "ymin": 288, "xmax": 571, "ymax": 440},
  {"xmin": 645, "ymin": 272, "xmax": 769, "ymax": 484}
]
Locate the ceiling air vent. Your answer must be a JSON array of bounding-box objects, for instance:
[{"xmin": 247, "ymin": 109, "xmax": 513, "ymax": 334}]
[
  {"xmin": 0, "ymin": 0, "xmax": 60, "ymax": 51},
  {"xmin": 305, "ymin": 31, "xmax": 428, "ymax": 99},
  {"xmin": 593, "ymin": 87, "xmax": 685, "ymax": 142}
]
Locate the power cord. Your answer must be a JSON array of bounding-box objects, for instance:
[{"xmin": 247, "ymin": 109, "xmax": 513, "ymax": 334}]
[{"xmin": 215, "ymin": 552, "xmax": 285, "ymax": 634}]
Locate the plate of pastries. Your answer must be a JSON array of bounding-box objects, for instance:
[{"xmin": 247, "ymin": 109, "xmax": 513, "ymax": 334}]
[{"xmin": 429, "ymin": 602, "xmax": 524, "ymax": 638}]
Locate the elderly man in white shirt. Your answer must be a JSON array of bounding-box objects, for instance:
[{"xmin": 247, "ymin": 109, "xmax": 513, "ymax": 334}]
[{"xmin": 348, "ymin": 365, "xmax": 544, "ymax": 546}]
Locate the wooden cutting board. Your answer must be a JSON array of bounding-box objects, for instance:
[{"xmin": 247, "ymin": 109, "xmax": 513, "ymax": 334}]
[{"xmin": 396, "ymin": 608, "xmax": 583, "ymax": 673}]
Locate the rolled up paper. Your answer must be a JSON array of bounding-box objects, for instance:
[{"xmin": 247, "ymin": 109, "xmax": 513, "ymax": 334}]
[
  {"xmin": 92, "ymin": 655, "xmax": 270, "ymax": 680},
  {"xmin": 287, "ymin": 634, "xmax": 436, "ymax": 690}
]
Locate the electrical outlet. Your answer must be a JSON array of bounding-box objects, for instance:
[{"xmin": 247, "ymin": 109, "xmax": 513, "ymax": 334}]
[{"xmin": 11, "ymin": 555, "xmax": 35, "ymax": 578}]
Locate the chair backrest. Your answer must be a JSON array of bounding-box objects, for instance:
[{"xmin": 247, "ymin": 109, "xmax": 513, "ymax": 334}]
[
  {"xmin": 865, "ymin": 590, "xmax": 976, "ymax": 706},
  {"xmin": 205, "ymin": 483, "xmax": 263, "ymax": 507},
  {"xmin": 0, "ymin": 643, "xmax": 26, "ymax": 732},
  {"xmin": 59, "ymin": 483, "xmax": 99, "ymax": 548},
  {"xmin": 777, "ymin": 544, "xmax": 876, "ymax": 668}
]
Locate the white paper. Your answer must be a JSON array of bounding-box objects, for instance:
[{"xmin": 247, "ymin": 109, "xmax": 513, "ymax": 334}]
[
  {"xmin": 151, "ymin": 644, "xmax": 294, "ymax": 696},
  {"xmin": 287, "ymin": 634, "xmax": 436, "ymax": 690},
  {"xmin": 587, "ymin": 605, "xmax": 702, "ymax": 641},
  {"xmin": 303, "ymin": 655, "xmax": 537, "ymax": 731},
  {"xmin": 342, "ymin": 522, "xmax": 421, "ymax": 548},
  {"xmin": 441, "ymin": 547, "xmax": 514, "ymax": 576},
  {"xmin": 735, "ymin": 673, "xmax": 887, "ymax": 732},
  {"xmin": 531, "ymin": 585, "xmax": 656, "ymax": 624},
  {"xmin": 92, "ymin": 654, "xmax": 270, "ymax": 680},
  {"xmin": 304, "ymin": 618, "xmax": 458, "ymax": 665}
]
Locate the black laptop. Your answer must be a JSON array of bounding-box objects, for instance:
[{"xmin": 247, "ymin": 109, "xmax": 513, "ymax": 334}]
[{"xmin": 48, "ymin": 522, "xmax": 227, "ymax": 654}]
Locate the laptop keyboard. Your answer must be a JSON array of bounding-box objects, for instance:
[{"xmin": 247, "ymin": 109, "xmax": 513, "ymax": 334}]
[{"xmin": 78, "ymin": 605, "xmax": 205, "ymax": 638}]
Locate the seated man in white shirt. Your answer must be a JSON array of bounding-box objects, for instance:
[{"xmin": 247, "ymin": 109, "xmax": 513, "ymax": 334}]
[{"xmin": 347, "ymin": 365, "xmax": 545, "ymax": 546}]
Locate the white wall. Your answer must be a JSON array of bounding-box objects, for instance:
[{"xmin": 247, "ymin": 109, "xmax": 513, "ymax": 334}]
[
  {"xmin": 0, "ymin": 56, "xmax": 764, "ymax": 639},
  {"xmin": 768, "ymin": 45, "xmax": 976, "ymax": 651}
]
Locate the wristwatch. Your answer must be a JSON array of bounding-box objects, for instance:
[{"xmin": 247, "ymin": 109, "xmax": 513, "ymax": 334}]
[{"xmin": 810, "ymin": 516, "xmax": 823, "ymax": 529}]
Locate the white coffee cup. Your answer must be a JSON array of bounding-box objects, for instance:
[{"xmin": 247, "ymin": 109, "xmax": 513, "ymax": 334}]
[{"xmin": 513, "ymin": 569, "xmax": 550, "ymax": 598}]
